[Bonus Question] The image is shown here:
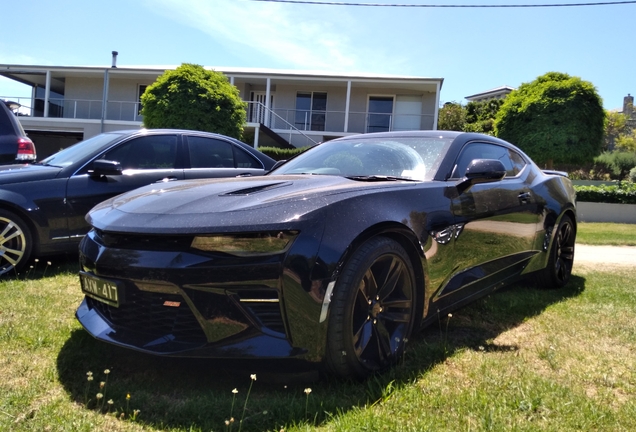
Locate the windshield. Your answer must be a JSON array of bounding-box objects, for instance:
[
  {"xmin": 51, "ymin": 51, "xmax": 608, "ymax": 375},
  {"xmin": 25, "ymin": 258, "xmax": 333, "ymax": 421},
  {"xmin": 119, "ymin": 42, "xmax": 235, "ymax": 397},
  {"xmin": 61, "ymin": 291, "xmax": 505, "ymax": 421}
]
[
  {"xmin": 38, "ymin": 132, "xmax": 125, "ymax": 168},
  {"xmin": 271, "ymin": 136, "xmax": 452, "ymax": 181}
]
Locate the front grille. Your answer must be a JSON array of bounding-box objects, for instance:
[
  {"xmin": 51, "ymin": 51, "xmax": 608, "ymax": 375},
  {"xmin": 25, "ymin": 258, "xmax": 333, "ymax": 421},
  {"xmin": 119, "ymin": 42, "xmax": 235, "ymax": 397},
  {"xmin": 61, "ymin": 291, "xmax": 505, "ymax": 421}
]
[
  {"xmin": 88, "ymin": 284, "xmax": 206, "ymax": 344},
  {"xmin": 95, "ymin": 230, "xmax": 194, "ymax": 251},
  {"xmin": 243, "ymin": 303, "xmax": 286, "ymax": 334},
  {"xmin": 233, "ymin": 288, "xmax": 286, "ymax": 335}
]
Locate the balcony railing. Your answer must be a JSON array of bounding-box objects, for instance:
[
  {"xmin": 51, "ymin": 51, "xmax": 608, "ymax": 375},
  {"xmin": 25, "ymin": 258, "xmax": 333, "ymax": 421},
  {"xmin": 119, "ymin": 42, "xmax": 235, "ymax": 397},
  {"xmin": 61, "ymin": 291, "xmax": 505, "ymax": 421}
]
[
  {"xmin": 250, "ymin": 106, "xmax": 435, "ymax": 134},
  {"xmin": 3, "ymin": 96, "xmax": 435, "ymax": 135}
]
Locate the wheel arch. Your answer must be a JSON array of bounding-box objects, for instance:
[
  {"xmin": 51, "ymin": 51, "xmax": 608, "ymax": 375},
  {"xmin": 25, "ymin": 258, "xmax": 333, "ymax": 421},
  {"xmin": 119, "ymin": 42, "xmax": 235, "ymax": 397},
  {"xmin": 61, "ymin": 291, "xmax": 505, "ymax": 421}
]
[
  {"xmin": 333, "ymin": 221, "xmax": 427, "ymax": 329},
  {"xmin": 0, "ymin": 200, "xmax": 42, "ymax": 256}
]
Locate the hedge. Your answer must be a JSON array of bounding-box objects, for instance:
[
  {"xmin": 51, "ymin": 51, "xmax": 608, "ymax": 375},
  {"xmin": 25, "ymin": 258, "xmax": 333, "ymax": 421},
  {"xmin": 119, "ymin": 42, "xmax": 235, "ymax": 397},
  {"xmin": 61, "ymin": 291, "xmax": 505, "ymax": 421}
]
[
  {"xmin": 257, "ymin": 146, "xmax": 310, "ymax": 161},
  {"xmin": 574, "ymin": 182, "xmax": 636, "ymax": 204}
]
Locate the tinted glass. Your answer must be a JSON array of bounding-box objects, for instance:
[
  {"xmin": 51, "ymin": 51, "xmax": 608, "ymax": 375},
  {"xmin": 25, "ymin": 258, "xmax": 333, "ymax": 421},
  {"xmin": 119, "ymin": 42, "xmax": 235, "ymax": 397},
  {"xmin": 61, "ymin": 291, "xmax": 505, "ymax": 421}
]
[
  {"xmin": 452, "ymin": 143, "xmax": 525, "ymax": 178},
  {"xmin": 103, "ymin": 135, "xmax": 177, "ymax": 169},
  {"xmin": 233, "ymin": 147, "xmax": 261, "ymax": 169},
  {"xmin": 508, "ymin": 149, "xmax": 527, "ymax": 176},
  {"xmin": 187, "ymin": 136, "xmax": 234, "ymax": 168},
  {"xmin": 0, "ymin": 104, "xmax": 17, "ymax": 135}
]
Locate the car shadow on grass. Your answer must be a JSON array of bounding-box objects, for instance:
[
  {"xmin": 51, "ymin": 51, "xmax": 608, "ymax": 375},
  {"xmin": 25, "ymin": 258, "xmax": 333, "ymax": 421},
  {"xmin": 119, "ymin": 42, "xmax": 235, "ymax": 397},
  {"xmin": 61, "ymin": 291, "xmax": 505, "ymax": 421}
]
[{"xmin": 55, "ymin": 275, "xmax": 586, "ymax": 432}]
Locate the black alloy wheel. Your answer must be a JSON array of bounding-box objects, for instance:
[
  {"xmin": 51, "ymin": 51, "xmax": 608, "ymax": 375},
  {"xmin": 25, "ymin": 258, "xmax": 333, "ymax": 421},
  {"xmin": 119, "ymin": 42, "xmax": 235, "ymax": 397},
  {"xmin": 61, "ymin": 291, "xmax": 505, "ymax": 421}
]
[
  {"xmin": 537, "ymin": 214, "xmax": 575, "ymax": 289},
  {"xmin": 326, "ymin": 236, "xmax": 417, "ymax": 379},
  {"xmin": 0, "ymin": 210, "xmax": 32, "ymax": 276}
]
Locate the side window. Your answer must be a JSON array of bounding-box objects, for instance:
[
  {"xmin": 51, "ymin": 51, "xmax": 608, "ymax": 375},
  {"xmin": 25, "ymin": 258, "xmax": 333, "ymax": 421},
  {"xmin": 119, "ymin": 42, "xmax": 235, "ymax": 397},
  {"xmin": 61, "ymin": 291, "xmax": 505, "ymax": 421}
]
[
  {"xmin": 233, "ymin": 147, "xmax": 262, "ymax": 169},
  {"xmin": 452, "ymin": 143, "xmax": 518, "ymax": 178},
  {"xmin": 187, "ymin": 136, "xmax": 234, "ymax": 168},
  {"xmin": 507, "ymin": 149, "xmax": 527, "ymax": 176},
  {"xmin": 103, "ymin": 135, "xmax": 177, "ymax": 169}
]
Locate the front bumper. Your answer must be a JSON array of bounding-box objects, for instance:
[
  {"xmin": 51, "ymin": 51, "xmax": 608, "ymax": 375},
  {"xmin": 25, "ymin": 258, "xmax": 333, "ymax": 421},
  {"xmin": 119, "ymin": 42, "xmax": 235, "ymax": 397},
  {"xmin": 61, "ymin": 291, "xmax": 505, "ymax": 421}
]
[{"xmin": 76, "ymin": 226, "xmax": 328, "ymax": 361}]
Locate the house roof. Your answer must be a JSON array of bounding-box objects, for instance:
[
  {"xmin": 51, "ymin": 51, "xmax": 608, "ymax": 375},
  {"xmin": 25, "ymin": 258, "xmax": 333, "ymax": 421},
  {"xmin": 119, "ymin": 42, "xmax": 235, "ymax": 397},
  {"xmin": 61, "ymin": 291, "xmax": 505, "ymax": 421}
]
[
  {"xmin": 0, "ymin": 63, "xmax": 444, "ymax": 95},
  {"xmin": 464, "ymin": 85, "xmax": 515, "ymax": 101}
]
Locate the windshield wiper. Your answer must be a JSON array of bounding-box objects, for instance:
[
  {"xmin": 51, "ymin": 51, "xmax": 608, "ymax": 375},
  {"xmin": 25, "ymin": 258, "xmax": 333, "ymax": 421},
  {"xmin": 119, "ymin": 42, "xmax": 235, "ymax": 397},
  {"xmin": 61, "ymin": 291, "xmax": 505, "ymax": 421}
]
[{"xmin": 345, "ymin": 175, "xmax": 419, "ymax": 182}]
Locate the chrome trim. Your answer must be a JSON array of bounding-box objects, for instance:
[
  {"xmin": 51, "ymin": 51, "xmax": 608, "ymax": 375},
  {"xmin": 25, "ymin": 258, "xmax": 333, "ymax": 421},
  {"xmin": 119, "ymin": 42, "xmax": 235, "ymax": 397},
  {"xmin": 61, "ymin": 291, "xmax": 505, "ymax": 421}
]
[
  {"xmin": 51, "ymin": 234, "xmax": 86, "ymax": 241},
  {"xmin": 239, "ymin": 299, "xmax": 280, "ymax": 303}
]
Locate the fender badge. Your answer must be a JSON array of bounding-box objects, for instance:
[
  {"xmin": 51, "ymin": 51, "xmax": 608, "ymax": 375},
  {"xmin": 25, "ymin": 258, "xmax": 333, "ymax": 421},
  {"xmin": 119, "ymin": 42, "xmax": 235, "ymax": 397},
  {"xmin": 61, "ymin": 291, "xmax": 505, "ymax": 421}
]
[{"xmin": 163, "ymin": 301, "xmax": 181, "ymax": 307}]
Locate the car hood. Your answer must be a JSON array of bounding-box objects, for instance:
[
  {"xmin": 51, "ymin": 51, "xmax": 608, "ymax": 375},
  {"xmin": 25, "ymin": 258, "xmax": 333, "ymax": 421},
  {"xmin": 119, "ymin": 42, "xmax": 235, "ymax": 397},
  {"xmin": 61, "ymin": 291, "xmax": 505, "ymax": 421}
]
[
  {"xmin": 88, "ymin": 175, "xmax": 421, "ymax": 233},
  {"xmin": 0, "ymin": 163, "xmax": 64, "ymax": 184}
]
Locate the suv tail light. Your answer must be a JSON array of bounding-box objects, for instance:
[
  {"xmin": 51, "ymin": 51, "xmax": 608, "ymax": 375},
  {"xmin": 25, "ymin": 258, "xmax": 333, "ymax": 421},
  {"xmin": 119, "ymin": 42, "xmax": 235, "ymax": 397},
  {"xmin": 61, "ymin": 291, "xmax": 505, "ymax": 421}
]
[{"xmin": 16, "ymin": 137, "xmax": 37, "ymax": 161}]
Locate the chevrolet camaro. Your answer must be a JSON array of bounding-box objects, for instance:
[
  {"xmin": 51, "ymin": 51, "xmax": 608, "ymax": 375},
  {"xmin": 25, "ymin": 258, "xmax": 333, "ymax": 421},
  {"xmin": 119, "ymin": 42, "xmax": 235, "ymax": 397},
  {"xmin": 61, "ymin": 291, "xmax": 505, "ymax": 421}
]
[{"xmin": 76, "ymin": 131, "xmax": 577, "ymax": 379}]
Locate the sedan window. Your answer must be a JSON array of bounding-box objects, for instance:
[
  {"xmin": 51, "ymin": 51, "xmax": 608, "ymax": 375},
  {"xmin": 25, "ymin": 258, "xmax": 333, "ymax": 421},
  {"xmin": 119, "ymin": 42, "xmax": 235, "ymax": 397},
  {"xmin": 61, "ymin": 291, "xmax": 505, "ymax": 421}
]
[
  {"xmin": 187, "ymin": 136, "xmax": 235, "ymax": 168},
  {"xmin": 233, "ymin": 147, "xmax": 262, "ymax": 169},
  {"xmin": 103, "ymin": 135, "xmax": 178, "ymax": 169}
]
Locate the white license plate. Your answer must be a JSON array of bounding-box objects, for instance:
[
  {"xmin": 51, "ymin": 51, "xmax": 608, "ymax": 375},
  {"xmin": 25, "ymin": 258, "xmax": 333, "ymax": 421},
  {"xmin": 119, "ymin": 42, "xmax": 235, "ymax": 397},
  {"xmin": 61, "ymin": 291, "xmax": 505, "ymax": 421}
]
[{"xmin": 80, "ymin": 272, "xmax": 121, "ymax": 307}]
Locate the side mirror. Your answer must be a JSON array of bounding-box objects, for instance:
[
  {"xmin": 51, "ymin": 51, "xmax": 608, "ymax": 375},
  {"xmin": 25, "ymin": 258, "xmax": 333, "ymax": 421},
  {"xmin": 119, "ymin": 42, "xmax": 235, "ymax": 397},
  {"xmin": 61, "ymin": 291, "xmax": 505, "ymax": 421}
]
[
  {"xmin": 89, "ymin": 159, "xmax": 122, "ymax": 177},
  {"xmin": 456, "ymin": 159, "xmax": 506, "ymax": 193}
]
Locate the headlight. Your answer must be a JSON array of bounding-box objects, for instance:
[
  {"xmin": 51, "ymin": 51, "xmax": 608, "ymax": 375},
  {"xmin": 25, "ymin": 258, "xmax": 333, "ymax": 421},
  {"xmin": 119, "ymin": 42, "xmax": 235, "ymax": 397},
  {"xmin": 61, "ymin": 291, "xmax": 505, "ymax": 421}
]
[{"xmin": 190, "ymin": 231, "xmax": 299, "ymax": 256}]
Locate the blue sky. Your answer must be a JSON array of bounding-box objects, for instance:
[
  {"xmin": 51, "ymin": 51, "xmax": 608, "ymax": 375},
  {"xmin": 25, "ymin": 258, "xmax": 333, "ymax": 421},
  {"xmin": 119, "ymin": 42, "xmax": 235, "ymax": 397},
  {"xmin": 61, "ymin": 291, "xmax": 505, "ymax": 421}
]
[{"xmin": 1, "ymin": 0, "xmax": 634, "ymax": 109}]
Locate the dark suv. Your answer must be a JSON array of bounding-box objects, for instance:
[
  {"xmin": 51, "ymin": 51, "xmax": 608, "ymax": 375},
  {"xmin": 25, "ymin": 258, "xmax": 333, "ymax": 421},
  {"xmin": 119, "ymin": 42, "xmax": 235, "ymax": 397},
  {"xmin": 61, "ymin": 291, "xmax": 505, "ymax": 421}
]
[{"xmin": 0, "ymin": 101, "xmax": 37, "ymax": 163}]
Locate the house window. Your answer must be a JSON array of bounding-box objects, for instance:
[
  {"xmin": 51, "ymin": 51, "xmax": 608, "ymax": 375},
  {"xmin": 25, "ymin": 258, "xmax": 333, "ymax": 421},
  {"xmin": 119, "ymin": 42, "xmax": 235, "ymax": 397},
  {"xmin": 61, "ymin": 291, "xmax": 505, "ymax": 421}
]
[
  {"xmin": 295, "ymin": 92, "xmax": 327, "ymax": 131},
  {"xmin": 367, "ymin": 96, "xmax": 394, "ymax": 133},
  {"xmin": 138, "ymin": 85, "xmax": 148, "ymax": 115}
]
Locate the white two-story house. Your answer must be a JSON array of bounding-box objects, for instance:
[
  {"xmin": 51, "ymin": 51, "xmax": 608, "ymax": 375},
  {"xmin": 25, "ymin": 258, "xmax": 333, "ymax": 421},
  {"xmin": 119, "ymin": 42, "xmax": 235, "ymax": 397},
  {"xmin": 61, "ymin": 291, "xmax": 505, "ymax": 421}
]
[{"xmin": 1, "ymin": 62, "xmax": 443, "ymax": 158}]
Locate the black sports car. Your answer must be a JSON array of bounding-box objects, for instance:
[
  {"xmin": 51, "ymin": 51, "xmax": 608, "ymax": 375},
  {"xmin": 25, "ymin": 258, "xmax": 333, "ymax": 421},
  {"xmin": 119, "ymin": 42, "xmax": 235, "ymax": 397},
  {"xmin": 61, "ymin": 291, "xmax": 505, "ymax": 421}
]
[
  {"xmin": 77, "ymin": 131, "xmax": 577, "ymax": 379},
  {"xmin": 0, "ymin": 128, "xmax": 275, "ymax": 275}
]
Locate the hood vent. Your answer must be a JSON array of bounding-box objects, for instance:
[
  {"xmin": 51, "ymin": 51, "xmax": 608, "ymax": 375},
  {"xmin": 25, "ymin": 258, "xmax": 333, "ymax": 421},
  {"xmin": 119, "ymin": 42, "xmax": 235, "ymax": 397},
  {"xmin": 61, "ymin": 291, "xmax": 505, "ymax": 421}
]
[{"xmin": 222, "ymin": 181, "xmax": 292, "ymax": 196}]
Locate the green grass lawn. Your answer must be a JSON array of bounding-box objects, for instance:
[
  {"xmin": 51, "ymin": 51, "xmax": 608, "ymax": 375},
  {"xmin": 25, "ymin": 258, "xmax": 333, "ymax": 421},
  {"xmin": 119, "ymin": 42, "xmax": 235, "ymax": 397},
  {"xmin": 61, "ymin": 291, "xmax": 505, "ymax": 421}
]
[
  {"xmin": 577, "ymin": 222, "xmax": 636, "ymax": 246},
  {"xmin": 1, "ymin": 237, "xmax": 634, "ymax": 431}
]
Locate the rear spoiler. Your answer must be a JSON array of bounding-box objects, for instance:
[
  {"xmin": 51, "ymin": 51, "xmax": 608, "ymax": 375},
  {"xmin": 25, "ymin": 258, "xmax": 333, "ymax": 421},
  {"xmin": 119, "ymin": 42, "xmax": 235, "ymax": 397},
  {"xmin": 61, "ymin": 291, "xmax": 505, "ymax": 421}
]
[{"xmin": 542, "ymin": 170, "xmax": 569, "ymax": 178}]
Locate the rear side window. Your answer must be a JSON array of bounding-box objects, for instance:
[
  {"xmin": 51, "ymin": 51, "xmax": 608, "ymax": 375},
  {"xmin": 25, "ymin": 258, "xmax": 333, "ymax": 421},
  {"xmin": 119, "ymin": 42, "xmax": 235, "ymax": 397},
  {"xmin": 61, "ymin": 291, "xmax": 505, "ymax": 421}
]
[
  {"xmin": 187, "ymin": 136, "xmax": 235, "ymax": 168},
  {"xmin": 103, "ymin": 135, "xmax": 178, "ymax": 169},
  {"xmin": 233, "ymin": 147, "xmax": 262, "ymax": 169},
  {"xmin": 0, "ymin": 104, "xmax": 18, "ymax": 135},
  {"xmin": 452, "ymin": 142, "xmax": 527, "ymax": 178}
]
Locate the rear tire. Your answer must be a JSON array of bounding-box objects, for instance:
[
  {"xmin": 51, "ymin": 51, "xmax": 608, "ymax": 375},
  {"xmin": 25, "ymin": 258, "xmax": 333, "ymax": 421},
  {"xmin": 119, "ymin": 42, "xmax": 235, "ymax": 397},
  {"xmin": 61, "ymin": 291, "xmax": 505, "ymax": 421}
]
[
  {"xmin": 326, "ymin": 237, "xmax": 417, "ymax": 380},
  {"xmin": 536, "ymin": 214, "xmax": 575, "ymax": 289},
  {"xmin": 0, "ymin": 209, "xmax": 33, "ymax": 276}
]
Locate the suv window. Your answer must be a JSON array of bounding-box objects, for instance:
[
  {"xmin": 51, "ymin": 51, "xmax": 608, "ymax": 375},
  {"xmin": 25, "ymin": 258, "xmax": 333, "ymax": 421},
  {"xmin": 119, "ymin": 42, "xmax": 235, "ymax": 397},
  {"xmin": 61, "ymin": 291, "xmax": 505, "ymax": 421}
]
[{"xmin": 452, "ymin": 143, "xmax": 527, "ymax": 178}]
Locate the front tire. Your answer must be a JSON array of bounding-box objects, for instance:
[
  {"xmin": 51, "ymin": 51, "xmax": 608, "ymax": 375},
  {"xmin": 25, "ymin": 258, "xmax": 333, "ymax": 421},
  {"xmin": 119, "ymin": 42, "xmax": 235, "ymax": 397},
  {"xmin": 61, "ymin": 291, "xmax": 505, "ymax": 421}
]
[
  {"xmin": 536, "ymin": 214, "xmax": 575, "ymax": 289},
  {"xmin": 0, "ymin": 210, "xmax": 33, "ymax": 276},
  {"xmin": 326, "ymin": 237, "xmax": 417, "ymax": 380}
]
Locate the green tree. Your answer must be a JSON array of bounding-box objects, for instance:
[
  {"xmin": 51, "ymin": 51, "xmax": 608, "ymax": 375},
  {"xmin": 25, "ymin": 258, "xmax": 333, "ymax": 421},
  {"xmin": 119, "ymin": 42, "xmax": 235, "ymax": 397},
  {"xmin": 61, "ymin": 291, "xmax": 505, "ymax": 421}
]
[
  {"xmin": 437, "ymin": 102, "xmax": 466, "ymax": 131},
  {"xmin": 603, "ymin": 110, "xmax": 629, "ymax": 150},
  {"xmin": 464, "ymin": 99, "xmax": 503, "ymax": 135},
  {"xmin": 615, "ymin": 129, "xmax": 636, "ymax": 152},
  {"xmin": 494, "ymin": 72, "xmax": 605, "ymax": 169},
  {"xmin": 141, "ymin": 63, "xmax": 246, "ymax": 139}
]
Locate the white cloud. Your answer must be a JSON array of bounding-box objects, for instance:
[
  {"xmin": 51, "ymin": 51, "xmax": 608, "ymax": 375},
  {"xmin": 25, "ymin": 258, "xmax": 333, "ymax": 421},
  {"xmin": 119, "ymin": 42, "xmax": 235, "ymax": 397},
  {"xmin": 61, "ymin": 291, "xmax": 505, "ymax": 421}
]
[{"xmin": 147, "ymin": 0, "xmax": 368, "ymax": 72}]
